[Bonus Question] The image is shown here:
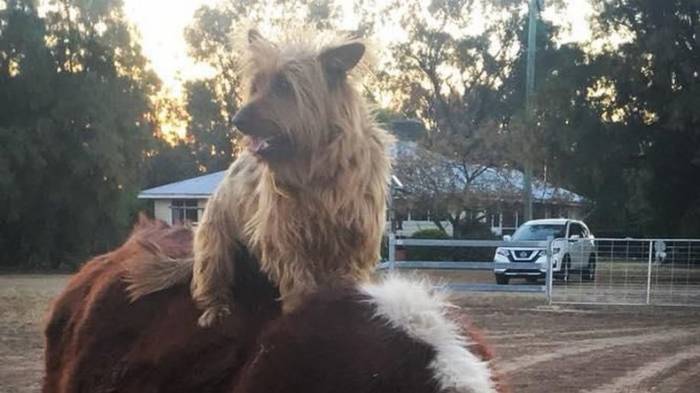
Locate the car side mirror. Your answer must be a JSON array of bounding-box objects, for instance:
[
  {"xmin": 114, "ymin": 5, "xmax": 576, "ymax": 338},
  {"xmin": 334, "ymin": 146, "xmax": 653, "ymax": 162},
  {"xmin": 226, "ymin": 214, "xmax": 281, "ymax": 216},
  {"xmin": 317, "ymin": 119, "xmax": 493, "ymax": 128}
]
[
  {"xmin": 503, "ymin": 235, "xmax": 512, "ymax": 241},
  {"xmin": 570, "ymin": 234, "xmax": 580, "ymax": 240}
]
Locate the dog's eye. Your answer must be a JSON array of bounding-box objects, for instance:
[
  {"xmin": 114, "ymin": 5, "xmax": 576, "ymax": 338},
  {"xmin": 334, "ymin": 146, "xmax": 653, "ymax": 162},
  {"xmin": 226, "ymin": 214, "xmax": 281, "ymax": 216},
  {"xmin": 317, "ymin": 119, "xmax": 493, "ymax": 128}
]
[{"xmin": 273, "ymin": 75, "xmax": 292, "ymax": 95}]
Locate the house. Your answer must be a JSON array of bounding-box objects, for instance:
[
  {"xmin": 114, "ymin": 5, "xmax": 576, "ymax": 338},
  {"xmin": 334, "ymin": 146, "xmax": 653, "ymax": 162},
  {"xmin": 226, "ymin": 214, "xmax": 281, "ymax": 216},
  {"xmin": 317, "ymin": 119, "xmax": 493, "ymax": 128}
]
[
  {"xmin": 139, "ymin": 116, "xmax": 586, "ymax": 236},
  {"xmin": 138, "ymin": 160, "xmax": 587, "ymax": 237},
  {"xmin": 138, "ymin": 171, "xmax": 224, "ymax": 225},
  {"xmin": 138, "ymin": 171, "xmax": 404, "ymax": 226},
  {"xmin": 390, "ymin": 140, "xmax": 588, "ymax": 237}
]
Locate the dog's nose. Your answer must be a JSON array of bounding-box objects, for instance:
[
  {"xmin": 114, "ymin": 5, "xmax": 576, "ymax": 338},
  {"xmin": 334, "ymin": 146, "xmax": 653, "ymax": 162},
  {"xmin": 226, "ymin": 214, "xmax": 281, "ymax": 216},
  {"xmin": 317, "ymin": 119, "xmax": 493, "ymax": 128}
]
[{"xmin": 231, "ymin": 105, "xmax": 253, "ymax": 133}]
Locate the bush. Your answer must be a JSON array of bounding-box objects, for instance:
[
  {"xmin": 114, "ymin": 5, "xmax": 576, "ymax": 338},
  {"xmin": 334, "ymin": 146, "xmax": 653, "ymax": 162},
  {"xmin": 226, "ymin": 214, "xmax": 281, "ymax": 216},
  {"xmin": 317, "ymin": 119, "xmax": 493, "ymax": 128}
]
[
  {"xmin": 404, "ymin": 224, "xmax": 497, "ymax": 262},
  {"xmin": 411, "ymin": 228, "xmax": 449, "ymax": 239},
  {"xmin": 405, "ymin": 228, "xmax": 451, "ymax": 261}
]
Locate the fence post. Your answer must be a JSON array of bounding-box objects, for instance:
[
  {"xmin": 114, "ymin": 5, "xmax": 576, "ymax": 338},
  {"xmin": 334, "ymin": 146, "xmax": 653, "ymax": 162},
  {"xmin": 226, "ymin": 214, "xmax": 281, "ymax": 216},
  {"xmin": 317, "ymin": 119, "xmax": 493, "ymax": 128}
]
[
  {"xmin": 646, "ymin": 240, "xmax": 653, "ymax": 305},
  {"xmin": 546, "ymin": 236, "xmax": 554, "ymax": 305},
  {"xmin": 388, "ymin": 233, "xmax": 396, "ymax": 271}
]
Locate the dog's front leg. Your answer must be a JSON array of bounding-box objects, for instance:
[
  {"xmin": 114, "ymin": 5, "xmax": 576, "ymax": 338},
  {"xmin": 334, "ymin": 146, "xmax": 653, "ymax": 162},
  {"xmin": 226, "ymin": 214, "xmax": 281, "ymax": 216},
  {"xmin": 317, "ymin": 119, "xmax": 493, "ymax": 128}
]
[{"xmin": 192, "ymin": 191, "xmax": 238, "ymax": 327}]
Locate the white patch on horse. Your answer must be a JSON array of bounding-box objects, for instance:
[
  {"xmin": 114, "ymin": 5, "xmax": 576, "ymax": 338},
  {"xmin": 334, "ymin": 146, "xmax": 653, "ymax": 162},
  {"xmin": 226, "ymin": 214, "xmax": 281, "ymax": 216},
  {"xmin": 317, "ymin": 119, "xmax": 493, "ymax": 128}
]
[{"xmin": 361, "ymin": 276, "xmax": 496, "ymax": 393}]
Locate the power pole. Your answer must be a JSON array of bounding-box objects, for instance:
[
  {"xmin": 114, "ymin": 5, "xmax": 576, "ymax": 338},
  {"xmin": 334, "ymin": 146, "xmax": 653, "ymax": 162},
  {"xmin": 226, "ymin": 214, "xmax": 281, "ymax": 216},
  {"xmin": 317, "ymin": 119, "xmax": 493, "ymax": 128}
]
[{"xmin": 523, "ymin": 0, "xmax": 542, "ymax": 221}]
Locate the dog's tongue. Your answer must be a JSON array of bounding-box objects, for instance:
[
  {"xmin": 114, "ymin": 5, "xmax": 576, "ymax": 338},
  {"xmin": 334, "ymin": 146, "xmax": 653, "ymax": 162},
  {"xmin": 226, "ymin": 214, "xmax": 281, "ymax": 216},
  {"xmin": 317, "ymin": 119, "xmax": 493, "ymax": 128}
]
[{"xmin": 248, "ymin": 136, "xmax": 270, "ymax": 153}]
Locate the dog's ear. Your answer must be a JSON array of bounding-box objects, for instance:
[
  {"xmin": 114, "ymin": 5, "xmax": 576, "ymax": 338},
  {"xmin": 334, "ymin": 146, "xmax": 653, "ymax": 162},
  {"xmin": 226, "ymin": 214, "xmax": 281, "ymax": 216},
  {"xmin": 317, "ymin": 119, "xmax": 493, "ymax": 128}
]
[
  {"xmin": 248, "ymin": 29, "xmax": 267, "ymax": 45},
  {"xmin": 319, "ymin": 42, "xmax": 365, "ymax": 74}
]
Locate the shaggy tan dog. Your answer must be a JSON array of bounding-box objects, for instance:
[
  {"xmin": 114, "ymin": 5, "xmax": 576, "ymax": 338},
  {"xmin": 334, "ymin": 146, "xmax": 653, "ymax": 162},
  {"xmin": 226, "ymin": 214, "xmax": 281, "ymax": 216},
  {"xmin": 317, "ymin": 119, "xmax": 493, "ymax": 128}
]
[{"xmin": 129, "ymin": 30, "xmax": 393, "ymax": 327}]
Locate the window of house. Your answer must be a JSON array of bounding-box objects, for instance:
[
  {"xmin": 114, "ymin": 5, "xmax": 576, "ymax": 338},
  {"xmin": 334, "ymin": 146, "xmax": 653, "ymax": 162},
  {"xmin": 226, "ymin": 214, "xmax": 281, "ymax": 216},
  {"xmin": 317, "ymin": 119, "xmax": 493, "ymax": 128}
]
[
  {"xmin": 394, "ymin": 210, "xmax": 407, "ymax": 230},
  {"xmin": 502, "ymin": 210, "xmax": 516, "ymax": 227},
  {"xmin": 549, "ymin": 205, "xmax": 563, "ymax": 218},
  {"xmin": 171, "ymin": 199, "xmax": 199, "ymax": 224},
  {"xmin": 534, "ymin": 204, "xmax": 545, "ymax": 219}
]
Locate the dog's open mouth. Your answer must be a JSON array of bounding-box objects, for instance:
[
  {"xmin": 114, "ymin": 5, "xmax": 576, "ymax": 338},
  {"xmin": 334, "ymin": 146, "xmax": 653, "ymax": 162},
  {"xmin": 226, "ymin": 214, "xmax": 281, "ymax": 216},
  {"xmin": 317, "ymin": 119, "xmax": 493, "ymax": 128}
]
[{"xmin": 247, "ymin": 136, "xmax": 272, "ymax": 154}]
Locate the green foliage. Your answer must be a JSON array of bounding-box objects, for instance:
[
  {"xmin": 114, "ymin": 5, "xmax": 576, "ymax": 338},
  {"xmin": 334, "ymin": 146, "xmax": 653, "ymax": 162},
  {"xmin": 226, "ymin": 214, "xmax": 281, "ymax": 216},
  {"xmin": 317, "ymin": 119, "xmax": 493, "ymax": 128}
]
[
  {"xmin": 143, "ymin": 140, "xmax": 200, "ymax": 189},
  {"xmin": 183, "ymin": 80, "xmax": 235, "ymax": 173},
  {"xmin": 0, "ymin": 0, "xmax": 158, "ymax": 268},
  {"xmin": 404, "ymin": 229, "xmax": 450, "ymax": 261},
  {"xmin": 540, "ymin": 0, "xmax": 700, "ymax": 236},
  {"xmin": 411, "ymin": 228, "xmax": 449, "ymax": 239},
  {"xmin": 2, "ymin": 0, "xmax": 700, "ymax": 271}
]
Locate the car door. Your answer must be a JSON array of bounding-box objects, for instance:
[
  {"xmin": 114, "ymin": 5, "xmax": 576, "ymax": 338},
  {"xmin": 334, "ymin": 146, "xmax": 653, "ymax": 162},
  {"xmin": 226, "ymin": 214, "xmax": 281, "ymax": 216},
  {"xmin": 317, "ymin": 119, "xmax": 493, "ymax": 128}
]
[
  {"xmin": 567, "ymin": 222, "xmax": 586, "ymax": 268},
  {"xmin": 579, "ymin": 223, "xmax": 594, "ymax": 263}
]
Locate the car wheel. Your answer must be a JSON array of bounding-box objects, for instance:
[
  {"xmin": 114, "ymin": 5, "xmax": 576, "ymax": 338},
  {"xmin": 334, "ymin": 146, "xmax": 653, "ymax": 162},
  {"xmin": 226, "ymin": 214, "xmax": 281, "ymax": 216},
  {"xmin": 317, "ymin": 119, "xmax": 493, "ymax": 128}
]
[
  {"xmin": 495, "ymin": 274, "xmax": 509, "ymax": 285},
  {"xmin": 583, "ymin": 254, "xmax": 597, "ymax": 281}
]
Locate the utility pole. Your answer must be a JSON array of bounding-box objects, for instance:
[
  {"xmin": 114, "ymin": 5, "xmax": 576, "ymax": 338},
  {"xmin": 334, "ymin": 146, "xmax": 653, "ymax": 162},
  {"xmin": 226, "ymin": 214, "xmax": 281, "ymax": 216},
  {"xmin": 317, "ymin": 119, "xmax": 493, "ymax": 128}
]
[{"xmin": 523, "ymin": 0, "xmax": 542, "ymax": 221}]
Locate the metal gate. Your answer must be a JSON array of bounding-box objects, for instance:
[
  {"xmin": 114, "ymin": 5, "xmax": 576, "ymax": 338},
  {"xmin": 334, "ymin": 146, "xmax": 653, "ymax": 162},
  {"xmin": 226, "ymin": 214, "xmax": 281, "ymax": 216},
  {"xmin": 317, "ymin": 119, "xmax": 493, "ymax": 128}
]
[
  {"xmin": 547, "ymin": 238, "xmax": 700, "ymax": 306},
  {"xmin": 378, "ymin": 234, "xmax": 550, "ymax": 294}
]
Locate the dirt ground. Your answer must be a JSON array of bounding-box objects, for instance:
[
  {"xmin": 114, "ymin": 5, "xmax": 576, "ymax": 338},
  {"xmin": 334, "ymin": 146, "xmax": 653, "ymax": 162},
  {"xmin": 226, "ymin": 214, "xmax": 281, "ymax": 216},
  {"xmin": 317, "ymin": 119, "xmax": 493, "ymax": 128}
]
[{"xmin": 2, "ymin": 273, "xmax": 700, "ymax": 393}]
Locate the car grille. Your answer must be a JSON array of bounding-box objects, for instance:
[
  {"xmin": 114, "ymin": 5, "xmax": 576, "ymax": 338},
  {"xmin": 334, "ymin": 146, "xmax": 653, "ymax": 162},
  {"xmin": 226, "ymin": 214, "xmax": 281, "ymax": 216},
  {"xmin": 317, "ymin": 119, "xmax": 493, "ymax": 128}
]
[{"xmin": 508, "ymin": 250, "xmax": 542, "ymax": 262}]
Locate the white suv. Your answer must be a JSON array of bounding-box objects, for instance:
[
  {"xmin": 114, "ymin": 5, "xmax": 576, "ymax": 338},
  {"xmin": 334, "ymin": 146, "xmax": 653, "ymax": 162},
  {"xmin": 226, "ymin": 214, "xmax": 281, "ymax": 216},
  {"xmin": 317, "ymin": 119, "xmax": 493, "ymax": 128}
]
[{"xmin": 493, "ymin": 219, "xmax": 596, "ymax": 284}]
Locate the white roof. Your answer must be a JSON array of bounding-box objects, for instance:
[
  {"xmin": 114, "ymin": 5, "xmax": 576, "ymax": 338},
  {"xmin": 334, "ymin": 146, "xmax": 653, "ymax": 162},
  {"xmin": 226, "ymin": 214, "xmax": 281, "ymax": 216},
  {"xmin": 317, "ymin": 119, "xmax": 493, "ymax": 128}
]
[
  {"xmin": 140, "ymin": 141, "xmax": 587, "ymax": 206},
  {"xmin": 138, "ymin": 171, "xmax": 226, "ymax": 199},
  {"xmin": 393, "ymin": 141, "xmax": 586, "ymax": 205}
]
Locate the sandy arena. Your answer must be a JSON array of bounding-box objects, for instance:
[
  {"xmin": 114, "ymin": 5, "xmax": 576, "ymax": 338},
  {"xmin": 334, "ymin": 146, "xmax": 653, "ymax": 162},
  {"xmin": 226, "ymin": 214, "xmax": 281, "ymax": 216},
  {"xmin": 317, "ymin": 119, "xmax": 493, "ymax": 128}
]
[{"xmin": 1, "ymin": 274, "xmax": 699, "ymax": 393}]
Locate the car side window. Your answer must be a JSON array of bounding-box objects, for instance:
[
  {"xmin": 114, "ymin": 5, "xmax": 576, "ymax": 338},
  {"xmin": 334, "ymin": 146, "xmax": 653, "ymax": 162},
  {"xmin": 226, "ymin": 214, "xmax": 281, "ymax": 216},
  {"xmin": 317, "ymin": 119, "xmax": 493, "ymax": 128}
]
[{"xmin": 569, "ymin": 223, "xmax": 584, "ymax": 238}]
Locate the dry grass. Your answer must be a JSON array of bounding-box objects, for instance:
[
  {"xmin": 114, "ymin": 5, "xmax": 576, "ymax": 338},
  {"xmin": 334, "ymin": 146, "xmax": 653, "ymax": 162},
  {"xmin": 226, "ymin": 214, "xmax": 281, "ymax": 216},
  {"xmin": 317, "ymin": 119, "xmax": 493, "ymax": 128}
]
[
  {"xmin": 0, "ymin": 275, "xmax": 69, "ymax": 327},
  {"xmin": 2, "ymin": 273, "xmax": 700, "ymax": 393},
  {"xmin": 0, "ymin": 275, "xmax": 70, "ymax": 393}
]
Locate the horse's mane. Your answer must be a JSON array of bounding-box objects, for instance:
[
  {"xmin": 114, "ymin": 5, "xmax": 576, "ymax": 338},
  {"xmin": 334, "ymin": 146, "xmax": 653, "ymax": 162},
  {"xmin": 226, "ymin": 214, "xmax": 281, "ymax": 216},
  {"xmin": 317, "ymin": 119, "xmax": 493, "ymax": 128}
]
[
  {"xmin": 126, "ymin": 213, "xmax": 193, "ymax": 258},
  {"xmin": 122, "ymin": 214, "xmax": 195, "ymax": 301}
]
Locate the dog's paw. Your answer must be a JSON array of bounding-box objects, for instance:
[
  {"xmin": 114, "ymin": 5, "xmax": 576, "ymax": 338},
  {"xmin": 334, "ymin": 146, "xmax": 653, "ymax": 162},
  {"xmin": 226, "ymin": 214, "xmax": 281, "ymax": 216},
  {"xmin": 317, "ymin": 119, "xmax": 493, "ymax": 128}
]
[{"xmin": 197, "ymin": 305, "xmax": 231, "ymax": 328}]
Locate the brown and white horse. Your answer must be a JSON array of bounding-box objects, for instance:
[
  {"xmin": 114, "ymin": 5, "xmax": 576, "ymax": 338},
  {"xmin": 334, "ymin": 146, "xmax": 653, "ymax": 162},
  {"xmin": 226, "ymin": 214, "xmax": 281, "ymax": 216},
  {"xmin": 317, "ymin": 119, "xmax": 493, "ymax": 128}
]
[{"xmin": 43, "ymin": 218, "xmax": 507, "ymax": 393}]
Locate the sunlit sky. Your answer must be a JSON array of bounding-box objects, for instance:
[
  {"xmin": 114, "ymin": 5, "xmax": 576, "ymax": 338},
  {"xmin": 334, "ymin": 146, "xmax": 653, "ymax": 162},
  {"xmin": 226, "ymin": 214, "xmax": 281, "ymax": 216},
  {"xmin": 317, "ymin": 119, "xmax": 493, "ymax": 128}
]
[
  {"xmin": 122, "ymin": 0, "xmax": 218, "ymax": 97},
  {"xmin": 122, "ymin": 0, "xmax": 595, "ymax": 99}
]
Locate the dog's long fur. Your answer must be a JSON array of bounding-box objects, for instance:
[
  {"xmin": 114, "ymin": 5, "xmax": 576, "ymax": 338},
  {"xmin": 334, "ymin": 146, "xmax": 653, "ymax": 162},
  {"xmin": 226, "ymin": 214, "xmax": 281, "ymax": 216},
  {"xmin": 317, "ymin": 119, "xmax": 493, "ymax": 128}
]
[{"xmin": 128, "ymin": 30, "xmax": 393, "ymax": 326}]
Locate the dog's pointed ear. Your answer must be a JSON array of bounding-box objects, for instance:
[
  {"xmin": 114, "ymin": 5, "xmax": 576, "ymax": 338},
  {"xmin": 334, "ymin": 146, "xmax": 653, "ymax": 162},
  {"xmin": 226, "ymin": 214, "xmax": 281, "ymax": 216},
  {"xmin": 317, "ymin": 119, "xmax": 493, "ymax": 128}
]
[
  {"xmin": 248, "ymin": 29, "xmax": 266, "ymax": 45},
  {"xmin": 319, "ymin": 42, "xmax": 365, "ymax": 74}
]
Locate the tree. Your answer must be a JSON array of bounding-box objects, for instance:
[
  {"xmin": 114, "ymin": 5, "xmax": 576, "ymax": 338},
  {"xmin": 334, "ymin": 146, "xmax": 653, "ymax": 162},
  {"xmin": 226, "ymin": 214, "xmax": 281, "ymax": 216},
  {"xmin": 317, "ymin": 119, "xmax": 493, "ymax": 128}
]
[
  {"xmin": 378, "ymin": 0, "xmax": 549, "ymax": 236},
  {"xmin": 0, "ymin": 0, "xmax": 159, "ymax": 268},
  {"xmin": 537, "ymin": 1, "xmax": 700, "ymax": 236},
  {"xmin": 593, "ymin": 0, "xmax": 700, "ymax": 236}
]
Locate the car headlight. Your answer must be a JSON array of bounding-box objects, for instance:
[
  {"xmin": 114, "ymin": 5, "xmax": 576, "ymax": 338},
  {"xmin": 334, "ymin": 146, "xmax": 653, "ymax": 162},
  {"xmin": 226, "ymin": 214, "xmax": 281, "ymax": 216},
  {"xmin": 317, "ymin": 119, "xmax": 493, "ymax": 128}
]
[
  {"xmin": 496, "ymin": 248, "xmax": 509, "ymax": 257},
  {"xmin": 552, "ymin": 247, "xmax": 561, "ymax": 254}
]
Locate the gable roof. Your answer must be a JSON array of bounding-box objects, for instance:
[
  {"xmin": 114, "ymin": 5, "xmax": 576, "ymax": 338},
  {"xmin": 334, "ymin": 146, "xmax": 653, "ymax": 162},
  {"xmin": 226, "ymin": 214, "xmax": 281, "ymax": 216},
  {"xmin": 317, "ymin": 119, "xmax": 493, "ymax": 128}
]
[
  {"xmin": 138, "ymin": 171, "xmax": 226, "ymax": 199},
  {"xmin": 139, "ymin": 142, "xmax": 586, "ymax": 206},
  {"xmin": 393, "ymin": 141, "xmax": 586, "ymax": 206}
]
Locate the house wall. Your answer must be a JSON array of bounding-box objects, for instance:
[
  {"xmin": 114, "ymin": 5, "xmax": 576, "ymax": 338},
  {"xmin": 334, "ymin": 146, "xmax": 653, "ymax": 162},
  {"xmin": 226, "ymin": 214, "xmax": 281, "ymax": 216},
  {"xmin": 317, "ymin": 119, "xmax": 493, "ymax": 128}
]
[
  {"xmin": 391, "ymin": 203, "xmax": 587, "ymax": 239},
  {"xmin": 152, "ymin": 198, "xmax": 208, "ymax": 225},
  {"xmin": 198, "ymin": 199, "xmax": 208, "ymax": 214},
  {"xmin": 154, "ymin": 199, "xmax": 172, "ymax": 224}
]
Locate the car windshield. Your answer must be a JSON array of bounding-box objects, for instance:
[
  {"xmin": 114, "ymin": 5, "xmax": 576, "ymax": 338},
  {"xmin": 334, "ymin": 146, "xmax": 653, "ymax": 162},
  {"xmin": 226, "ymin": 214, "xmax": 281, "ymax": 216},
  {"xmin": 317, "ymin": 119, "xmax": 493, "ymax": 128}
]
[{"xmin": 512, "ymin": 224, "xmax": 566, "ymax": 241}]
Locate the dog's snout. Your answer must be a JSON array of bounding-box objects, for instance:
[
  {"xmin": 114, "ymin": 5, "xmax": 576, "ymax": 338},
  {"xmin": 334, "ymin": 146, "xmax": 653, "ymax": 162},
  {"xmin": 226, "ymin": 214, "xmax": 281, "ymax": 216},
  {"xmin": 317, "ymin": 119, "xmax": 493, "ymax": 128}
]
[{"xmin": 231, "ymin": 106, "xmax": 253, "ymax": 133}]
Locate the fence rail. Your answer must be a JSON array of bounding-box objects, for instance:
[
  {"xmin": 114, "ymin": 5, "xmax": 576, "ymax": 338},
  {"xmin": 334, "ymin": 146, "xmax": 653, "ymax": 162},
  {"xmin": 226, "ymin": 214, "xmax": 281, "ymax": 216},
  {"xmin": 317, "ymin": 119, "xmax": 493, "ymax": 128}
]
[
  {"xmin": 381, "ymin": 234, "xmax": 549, "ymax": 294},
  {"xmin": 395, "ymin": 238, "xmax": 548, "ymax": 248},
  {"xmin": 381, "ymin": 234, "xmax": 700, "ymax": 306},
  {"xmin": 548, "ymin": 238, "xmax": 700, "ymax": 307}
]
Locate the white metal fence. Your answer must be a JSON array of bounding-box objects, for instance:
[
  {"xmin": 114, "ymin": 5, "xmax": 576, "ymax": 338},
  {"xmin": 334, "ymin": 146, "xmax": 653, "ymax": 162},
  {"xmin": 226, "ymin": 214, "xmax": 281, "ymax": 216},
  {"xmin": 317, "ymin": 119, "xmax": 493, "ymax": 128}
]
[
  {"xmin": 379, "ymin": 234, "xmax": 700, "ymax": 306},
  {"xmin": 548, "ymin": 238, "xmax": 700, "ymax": 307},
  {"xmin": 378, "ymin": 234, "xmax": 550, "ymax": 294}
]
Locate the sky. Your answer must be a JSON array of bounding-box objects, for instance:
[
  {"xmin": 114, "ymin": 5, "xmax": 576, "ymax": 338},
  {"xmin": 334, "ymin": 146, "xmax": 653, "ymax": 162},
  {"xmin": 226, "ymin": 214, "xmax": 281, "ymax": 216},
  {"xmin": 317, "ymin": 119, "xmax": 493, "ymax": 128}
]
[
  {"xmin": 122, "ymin": 0, "xmax": 217, "ymax": 97},
  {"xmin": 122, "ymin": 0, "xmax": 596, "ymax": 99}
]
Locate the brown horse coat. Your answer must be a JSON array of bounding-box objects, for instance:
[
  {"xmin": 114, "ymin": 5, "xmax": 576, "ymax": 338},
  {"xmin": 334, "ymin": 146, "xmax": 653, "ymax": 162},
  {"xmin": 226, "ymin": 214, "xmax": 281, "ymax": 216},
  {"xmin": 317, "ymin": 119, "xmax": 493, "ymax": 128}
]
[
  {"xmin": 42, "ymin": 218, "xmax": 279, "ymax": 393},
  {"xmin": 43, "ymin": 218, "xmax": 507, "ymax": 393}
]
